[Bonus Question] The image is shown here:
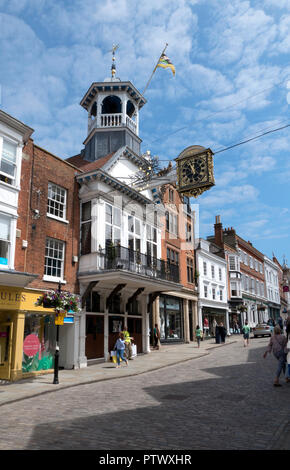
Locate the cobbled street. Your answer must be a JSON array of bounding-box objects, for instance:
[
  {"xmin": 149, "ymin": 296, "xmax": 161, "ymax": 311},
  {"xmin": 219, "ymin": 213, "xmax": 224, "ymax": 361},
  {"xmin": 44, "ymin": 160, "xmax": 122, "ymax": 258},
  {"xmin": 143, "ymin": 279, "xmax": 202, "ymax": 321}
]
[{"xmin": 1, "ymin": 337, "xmax": 289, "ymax": 450}]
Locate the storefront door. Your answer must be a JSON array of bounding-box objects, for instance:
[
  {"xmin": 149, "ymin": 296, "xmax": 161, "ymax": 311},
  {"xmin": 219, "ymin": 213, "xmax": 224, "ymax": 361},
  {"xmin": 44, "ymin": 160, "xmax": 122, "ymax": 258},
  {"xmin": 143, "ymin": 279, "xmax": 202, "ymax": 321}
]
[
  {"xmin": 128, "ymin": 318, "xmax": 142, "ymax": 354},
  {"xmin": 0, "ymin": 322, "xmax": 13, "ymax": 380},
  {"xmin": 85, "ymin": 315, "xmax": 104, "ymax": 359},
  {"xmin": 108, "ymin": 316, "xmax": 124, "ymax": 353}
]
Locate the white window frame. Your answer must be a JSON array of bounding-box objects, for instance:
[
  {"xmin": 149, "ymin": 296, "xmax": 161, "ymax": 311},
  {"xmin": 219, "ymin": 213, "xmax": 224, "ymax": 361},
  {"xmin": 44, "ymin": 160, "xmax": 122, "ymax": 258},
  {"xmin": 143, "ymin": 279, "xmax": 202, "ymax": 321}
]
[
  {"xmin": 43, "ymin": 237, "xmax": 65, "ymax": 282},
  {"xmin": 0, "ymin": 137, "xmax": 18, "ymax": 186},
  {"xmin": 105, "ymin": 203, "xmax": 121, "ymax": 248},
  {"xmin": 0, "ymin": 213, "xmax": 12, "ymax": 268},
  {"xmin": 47, "ymin": 182, "xmax": 68, "ymax": 222},
  {"xmin": 211, "ymin": 265, "xmax": 215, "ymax": 279},
  {"xmin": 219, "ymin": 267, "xmax": 222, "ymax": 281},
  {"xmin": 203, "ymin": 261, "xmax": 207, "ymax": 276}
]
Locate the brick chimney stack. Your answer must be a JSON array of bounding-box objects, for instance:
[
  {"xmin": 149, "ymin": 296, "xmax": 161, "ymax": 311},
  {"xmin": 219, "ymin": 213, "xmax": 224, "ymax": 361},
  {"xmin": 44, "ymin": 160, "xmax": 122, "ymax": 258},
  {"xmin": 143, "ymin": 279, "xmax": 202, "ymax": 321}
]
[{"xmin": 214, "ymin": 215, "xmax": 223, "ymax": 248}]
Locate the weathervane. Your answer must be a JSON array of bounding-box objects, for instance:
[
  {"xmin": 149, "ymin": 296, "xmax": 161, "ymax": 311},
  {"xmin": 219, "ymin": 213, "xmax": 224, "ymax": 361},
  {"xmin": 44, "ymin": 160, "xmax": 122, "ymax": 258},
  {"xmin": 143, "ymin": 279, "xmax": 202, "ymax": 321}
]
[{"xmin": 109, "ymin": 44, "xmax": 119, "ymax": 79}]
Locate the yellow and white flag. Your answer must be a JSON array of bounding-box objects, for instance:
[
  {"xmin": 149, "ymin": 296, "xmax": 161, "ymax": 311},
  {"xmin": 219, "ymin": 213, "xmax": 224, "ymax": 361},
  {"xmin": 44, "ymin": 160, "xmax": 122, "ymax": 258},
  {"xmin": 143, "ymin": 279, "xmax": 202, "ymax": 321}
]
[{"xmin": 157, "ymin": 53, "xmax": 175, "ymax": 76}]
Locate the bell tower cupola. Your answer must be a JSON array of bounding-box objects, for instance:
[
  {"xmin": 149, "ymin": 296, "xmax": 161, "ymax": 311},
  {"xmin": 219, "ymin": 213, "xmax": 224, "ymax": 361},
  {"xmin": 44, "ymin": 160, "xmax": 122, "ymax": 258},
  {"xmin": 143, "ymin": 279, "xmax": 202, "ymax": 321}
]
[{"xmin": 80, "ymin": 45, "xmax": 147, "ymax": 161}]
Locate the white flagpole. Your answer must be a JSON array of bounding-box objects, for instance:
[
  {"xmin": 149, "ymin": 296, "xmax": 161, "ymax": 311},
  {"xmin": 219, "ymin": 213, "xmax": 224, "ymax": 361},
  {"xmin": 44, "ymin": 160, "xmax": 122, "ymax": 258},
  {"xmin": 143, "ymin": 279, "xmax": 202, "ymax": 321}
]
[{"xmin": 140, "ymin": 43, "xmax": 168, "ymax": 99}]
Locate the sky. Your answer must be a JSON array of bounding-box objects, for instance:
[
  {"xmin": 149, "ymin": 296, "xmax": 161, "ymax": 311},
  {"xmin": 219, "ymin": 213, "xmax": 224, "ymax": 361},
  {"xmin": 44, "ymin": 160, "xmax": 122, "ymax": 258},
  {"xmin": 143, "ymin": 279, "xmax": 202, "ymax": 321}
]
[{"xmin": 0, "ymin": 0, "xmax": 289, "ymax": 265}]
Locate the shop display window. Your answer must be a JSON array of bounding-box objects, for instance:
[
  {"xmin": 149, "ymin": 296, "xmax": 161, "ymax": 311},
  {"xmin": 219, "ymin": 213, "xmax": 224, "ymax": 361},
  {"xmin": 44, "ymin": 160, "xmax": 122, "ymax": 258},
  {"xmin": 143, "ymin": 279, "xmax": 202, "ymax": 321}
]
[
  {"xmin": 160, "ymin": 296, "xmax": 183, "ymax": 341},
  {"xmin": 22, "ymin": 314, "xmax": 55, "ymax": 373}
]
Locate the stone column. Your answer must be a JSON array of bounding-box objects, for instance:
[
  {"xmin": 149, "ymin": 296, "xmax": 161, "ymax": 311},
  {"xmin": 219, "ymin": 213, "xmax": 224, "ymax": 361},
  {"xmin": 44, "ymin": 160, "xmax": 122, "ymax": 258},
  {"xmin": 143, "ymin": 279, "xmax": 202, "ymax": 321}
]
[
  {"xmin": 11, "ymin": 312, "xmax": 25, "ymax": 381},
  {"xmin": 184, "ymin": 299, "xmax": 190, "ymax": 343},
  {"xmin": 104, "ymin": 294, "xmax": 109, "ymax": 362},
  {"xmin": 142, "ymin": 295, "xmax": 150, "ymax": 354},
  {"xmin": 78, "ymin": 311, "xmax": 87, "ymax": 368}
]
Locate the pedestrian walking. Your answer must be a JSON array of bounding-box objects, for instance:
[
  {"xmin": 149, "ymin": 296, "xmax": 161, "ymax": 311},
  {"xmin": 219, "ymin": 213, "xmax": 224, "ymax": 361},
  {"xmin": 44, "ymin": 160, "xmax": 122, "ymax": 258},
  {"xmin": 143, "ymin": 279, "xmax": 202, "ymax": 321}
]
[
  {"xmin": 263, "ymin": 326, "xmax": 287, "ymax": 387},
  {"xmin": 219, "ymin": 322, "xmax": 227, "ymax": 343},
  {"xmin": 286, "ymin": 338, "xmax": 290, "ymax": 383},
  {"xmin": 122, "ymin": 324, "xmax": 134, "ymax": 360},
  {"xmin": 286, "ymin": 314, "xmax": 290, "ymax": 341},
  {"xmin": 212, "ymin": 318, "xmax": 217, "ymax": 337},
  {"xmin": 153, "ymin": 323, "xmax": 160, "ymax": 350},
  {"xmin": 277, "ymin": 315, "xmax": 283, "ymax": 333},
  {"xmin": 215, "ymin": 323, "xmax": 221, "ymax": 344},
  {"xmin": 242, "ymin": 320, "xmax": 251, "ymax": 347},
  {"xmin": 233, "ymin": 319, "xmax": 239, "ymax": 334},
  {"xmin": 195, "ymin": 325, "xmax": 203, "ymax": 348},
  {"xmin": 114, "ymin": 333, "xmax": 128, "ymax": 369}
]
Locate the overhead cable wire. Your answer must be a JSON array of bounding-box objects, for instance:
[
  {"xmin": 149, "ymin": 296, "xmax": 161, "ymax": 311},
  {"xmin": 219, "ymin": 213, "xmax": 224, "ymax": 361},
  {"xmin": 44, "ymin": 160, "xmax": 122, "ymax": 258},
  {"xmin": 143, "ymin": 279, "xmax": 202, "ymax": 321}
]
[{"xmin": 144, "ymin": 75, "xmax": 290, "ymax": 146}]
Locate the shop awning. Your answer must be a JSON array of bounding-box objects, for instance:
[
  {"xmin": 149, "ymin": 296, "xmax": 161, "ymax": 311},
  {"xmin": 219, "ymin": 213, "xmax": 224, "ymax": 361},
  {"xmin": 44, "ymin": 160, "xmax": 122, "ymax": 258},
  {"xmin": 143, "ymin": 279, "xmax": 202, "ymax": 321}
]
[{"xmin": 0, "ymin": 269, "xmax": 38, "ymax": 288}]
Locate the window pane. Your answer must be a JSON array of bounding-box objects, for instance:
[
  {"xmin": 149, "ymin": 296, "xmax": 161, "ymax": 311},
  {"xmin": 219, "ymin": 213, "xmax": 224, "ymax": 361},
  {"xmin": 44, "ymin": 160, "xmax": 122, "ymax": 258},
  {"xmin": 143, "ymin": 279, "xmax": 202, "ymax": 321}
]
[
  {"xmin": 0, "ymin": 215, "xmax": 10, "ymax": 241},
  {"xmin": 0, "ymin": 159, "xmax": 15, "ymax": 177},
  {"xmin": 128, "ymin": 215, "xmax": 134, "ymax": 233},
  {"xmin": 47, "ymin": 183, "xmax": 66, "ymax": 219},
  {"xmin": 135, "ymin": 219, "xmax": 141, "ymax": 235},
  {"xmin": 113, "ymin": 207, "xmax": 121, "ymax": 227},
  {"xmin": 82, "ymin": 201, "xmax": 91, "ymax": 222},
  {"xmin": 2, "ymin": 140, "xmax": 17, "ymax": 162},
  {"xmin": 44, "ymin": 238, "xmax": 64, "ymax": 278},
  {"xmin": 105, "ymin": 204, "xmax": 112, "ymax": 224}
]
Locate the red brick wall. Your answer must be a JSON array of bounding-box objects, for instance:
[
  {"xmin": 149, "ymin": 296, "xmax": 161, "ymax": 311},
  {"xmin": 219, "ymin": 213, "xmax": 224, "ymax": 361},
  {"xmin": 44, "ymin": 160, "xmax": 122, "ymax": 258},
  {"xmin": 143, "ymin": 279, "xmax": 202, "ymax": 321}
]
[
  {"xmin": 15, "ymin": 140, "xmax": 81, "ymax": 294},
  {"xmin": 161, "ymin": 185, "xmax": 195, "ymax": 289}
]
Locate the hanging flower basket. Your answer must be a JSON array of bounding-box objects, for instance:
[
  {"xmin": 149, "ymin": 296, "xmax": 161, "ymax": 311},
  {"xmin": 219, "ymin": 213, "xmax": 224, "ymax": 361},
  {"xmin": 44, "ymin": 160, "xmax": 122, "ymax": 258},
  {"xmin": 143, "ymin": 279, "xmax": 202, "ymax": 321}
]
[
  {"xmin": 35, "ymin": 290, "xmax": 81, "ymax": 313},
  {"xmin": 257, "ymin": 304, "xmax": 266, "ymax": 311},
  {"xmin": 237, "ymin": 304, "xmax": 247, "ymax": 312}
]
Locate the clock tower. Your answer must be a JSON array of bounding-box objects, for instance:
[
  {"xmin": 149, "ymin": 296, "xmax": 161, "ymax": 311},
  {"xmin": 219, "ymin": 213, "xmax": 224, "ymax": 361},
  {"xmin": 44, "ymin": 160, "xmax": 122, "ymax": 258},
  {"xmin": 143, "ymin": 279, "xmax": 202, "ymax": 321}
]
[{"xmin": 79, "ymin": 49, "xmax": 146, "ymax": 162}]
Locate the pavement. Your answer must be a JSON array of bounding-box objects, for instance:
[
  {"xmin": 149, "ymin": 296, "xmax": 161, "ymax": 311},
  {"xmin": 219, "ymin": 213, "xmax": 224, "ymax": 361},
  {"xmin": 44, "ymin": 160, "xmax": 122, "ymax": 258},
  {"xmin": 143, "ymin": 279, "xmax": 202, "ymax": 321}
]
[{"xmin": 0, "ymin": 337, "xmax": 238, "ymax": 406}]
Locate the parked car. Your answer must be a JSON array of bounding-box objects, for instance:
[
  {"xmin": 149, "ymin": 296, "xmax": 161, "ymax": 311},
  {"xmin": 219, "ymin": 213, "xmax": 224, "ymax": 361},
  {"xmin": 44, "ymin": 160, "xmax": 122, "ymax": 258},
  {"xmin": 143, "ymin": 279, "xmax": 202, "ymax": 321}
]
[{"xmin": 253, "ymin": 323, "xmax": 272, "ymax": 338}]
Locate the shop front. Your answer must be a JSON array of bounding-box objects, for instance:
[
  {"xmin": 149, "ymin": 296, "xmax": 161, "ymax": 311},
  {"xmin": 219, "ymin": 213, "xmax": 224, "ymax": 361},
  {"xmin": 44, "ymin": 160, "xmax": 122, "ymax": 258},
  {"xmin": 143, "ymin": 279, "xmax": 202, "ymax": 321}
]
[
  {"xmin": 0, "ymin": 286, "xmax": 58, "ymax": 381},
  {"xmin": 202, "ymin": 307, "xmax": 227, "ymax": 339},
  {"xmin": 159, "ymin": 295, "xmax": 184, "ymax": 342}
]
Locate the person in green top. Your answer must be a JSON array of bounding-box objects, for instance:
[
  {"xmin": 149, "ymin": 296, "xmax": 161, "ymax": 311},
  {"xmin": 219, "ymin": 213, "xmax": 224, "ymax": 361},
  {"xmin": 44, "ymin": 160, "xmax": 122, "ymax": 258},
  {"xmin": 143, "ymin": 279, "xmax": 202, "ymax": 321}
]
[
  {"xmin": 195, "ymin": 325, "xmax": 203, "ymax": 348},
  {"xmin": 242, "ymin": 320, "xmax": 251, "ymax": 347}
]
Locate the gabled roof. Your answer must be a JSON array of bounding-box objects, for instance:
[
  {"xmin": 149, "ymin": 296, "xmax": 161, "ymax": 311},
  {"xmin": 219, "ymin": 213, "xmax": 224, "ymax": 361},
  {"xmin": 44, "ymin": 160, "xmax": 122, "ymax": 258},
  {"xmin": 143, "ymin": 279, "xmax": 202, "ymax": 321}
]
[{"xmin": 66, "ymin": 153, "xmax": 115, "ymax": 172}]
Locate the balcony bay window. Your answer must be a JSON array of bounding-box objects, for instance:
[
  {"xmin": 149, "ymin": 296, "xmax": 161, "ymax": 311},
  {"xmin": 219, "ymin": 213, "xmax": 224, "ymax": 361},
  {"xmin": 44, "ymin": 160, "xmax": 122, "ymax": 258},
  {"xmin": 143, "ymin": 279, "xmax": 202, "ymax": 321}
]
[
  {"xmin": 81, "ymin": 201, "xmax": 91, "ymax": 255},
  {"xmin": 0, "ymin": 139, "xmax": 17, "ymax": 185},
  {"xmin": 105, "ymin": 203, "xmax": 121, "ymax": 250},
  {"xmin": 146, "ymin": 224, "xmax": 157, "ymax": 263},
  {"xmin": 229, "ymin": 255, "xmax": 238, "ymax": 271},
  {"xmin": 187, "ymin": 257, "xmax": 194, "ymax": 284},
  {"xmin": 231, "ymin": 281, "xmax": 238, "ymax": 297},
  {"xmin": 0, "ymin": 214, "xmax": 11, "ymax": 266}
]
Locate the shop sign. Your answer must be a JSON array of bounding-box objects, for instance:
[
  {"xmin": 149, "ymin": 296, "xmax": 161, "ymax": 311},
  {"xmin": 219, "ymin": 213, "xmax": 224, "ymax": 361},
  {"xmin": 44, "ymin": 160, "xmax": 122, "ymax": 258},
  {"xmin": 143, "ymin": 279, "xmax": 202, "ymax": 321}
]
[
  {"xmin": 63, "ymin": 315, "xmax": 74, "ymax": 324},
  {"xmin": 23, "ymin": 334, "xmax": 40, "ymax": 357},
  {"xmin": 0, "ymin": 287, "xmax": 54, "ymax": 312},
  {"xmin": 55, "ymin": 312, "xmax": 66, "ymax": 325}
]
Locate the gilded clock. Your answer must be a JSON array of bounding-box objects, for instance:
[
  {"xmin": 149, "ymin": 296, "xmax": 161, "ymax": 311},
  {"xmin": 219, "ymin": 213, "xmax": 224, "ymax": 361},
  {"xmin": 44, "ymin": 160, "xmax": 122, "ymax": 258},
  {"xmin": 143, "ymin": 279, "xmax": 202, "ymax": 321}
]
[{"xmin": 175, "ymin": 145, "xmax": 215, "ymax": 198}]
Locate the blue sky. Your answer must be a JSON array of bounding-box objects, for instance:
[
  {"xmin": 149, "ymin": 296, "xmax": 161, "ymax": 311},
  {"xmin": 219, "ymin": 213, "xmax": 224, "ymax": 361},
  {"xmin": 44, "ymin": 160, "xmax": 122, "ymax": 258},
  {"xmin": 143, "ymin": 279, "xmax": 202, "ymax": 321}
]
[{"xmin": 0, "ymin": 0, "xmax": 289, "ymax": 264}]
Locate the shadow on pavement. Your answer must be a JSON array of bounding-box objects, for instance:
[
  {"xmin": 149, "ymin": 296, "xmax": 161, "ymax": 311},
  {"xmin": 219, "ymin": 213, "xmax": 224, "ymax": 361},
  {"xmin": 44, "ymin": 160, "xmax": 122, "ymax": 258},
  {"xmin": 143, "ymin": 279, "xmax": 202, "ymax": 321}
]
[{"xmin": 24, "ymin": 344, "xmax": 290, "ymax": 451}]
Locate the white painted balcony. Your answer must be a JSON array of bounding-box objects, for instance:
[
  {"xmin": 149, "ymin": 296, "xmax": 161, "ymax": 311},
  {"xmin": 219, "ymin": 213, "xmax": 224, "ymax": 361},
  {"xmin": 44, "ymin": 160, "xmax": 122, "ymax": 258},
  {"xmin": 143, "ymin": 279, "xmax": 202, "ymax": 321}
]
[
  {"xmin": 101, "ymin": 113, "xmax": 122, "ymax": 128},
  {"xmin": 126, "ymin": 116, "xmax": 137, "ymax": 133}
]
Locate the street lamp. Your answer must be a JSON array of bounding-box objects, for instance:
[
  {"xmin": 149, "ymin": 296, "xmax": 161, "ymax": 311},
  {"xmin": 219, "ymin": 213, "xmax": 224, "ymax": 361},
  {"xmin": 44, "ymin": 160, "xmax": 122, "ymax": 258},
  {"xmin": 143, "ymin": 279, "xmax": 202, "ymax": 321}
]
[{"xmin": 53, "ymin": 280, "xmax": 61, "ymax": 385}]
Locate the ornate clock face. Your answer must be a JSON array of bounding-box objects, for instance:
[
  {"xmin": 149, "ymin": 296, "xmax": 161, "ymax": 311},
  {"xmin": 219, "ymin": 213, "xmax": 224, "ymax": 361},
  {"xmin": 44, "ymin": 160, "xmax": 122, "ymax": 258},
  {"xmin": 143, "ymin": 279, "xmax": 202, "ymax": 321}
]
[{"xmin": 181, "ymin": 157, "xmax": 207, "ymax": 184}]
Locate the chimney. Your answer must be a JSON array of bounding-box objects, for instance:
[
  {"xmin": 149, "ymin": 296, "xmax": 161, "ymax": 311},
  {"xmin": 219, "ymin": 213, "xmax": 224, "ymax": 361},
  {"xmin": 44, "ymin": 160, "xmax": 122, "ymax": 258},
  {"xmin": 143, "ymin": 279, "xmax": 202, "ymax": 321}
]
[{"xmin": 214, "ymin": 215, "xmax": 223, "ymax": 247}]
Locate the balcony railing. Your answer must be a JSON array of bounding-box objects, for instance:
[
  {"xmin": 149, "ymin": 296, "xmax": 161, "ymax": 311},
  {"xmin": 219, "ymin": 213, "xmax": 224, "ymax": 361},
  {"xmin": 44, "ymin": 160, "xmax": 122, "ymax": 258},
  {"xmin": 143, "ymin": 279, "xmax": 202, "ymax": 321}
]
[
  {"xmin": 96, "ymin": 246, "xmax": 180, "ymax": 283},
  {"xmin": 101, "ymin": 113, "xmax": 122, "ymax": 127}
]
